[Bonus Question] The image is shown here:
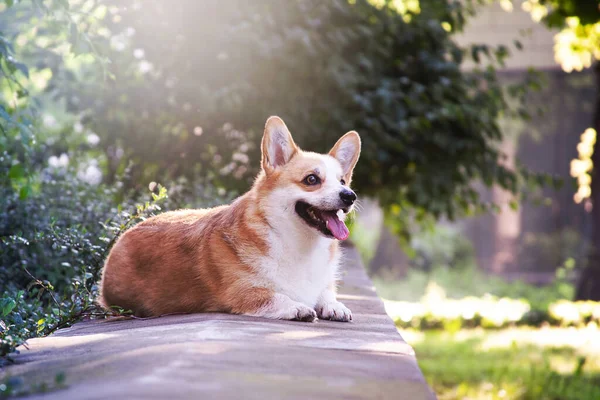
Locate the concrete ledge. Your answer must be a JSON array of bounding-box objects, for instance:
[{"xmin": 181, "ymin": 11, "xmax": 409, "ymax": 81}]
[{"xmin": 2, "ymin": 245, "xmax": 436, "ymax": 399}]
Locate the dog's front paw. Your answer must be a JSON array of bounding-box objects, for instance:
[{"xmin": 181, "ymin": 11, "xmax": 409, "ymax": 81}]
[
  {"xmin": 316, "ymin": 301, "xmax": 352, "ymax": 322},
  {"xmin": 289, "ymin": 304, "xmax": 317, "ymax": 322},
  {"xmin": 250, "ymin": 294, "xmax": 317, "ymax": 322},
  {"xmin": 271, "ymin": 302, "xmax": 317, "ymax": 322}
]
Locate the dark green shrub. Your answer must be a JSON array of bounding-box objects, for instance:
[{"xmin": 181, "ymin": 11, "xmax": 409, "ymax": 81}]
[
  {"xmin": 0, "ymin": 165, "xmax": 143, "ymax": 359},
  {"xmin": 0, "ymin": 127, "xmax": 236, "ymax": 358},
  {"xmin": 0, "ymin": 162, "xmax": 234, "ymax": 360}
]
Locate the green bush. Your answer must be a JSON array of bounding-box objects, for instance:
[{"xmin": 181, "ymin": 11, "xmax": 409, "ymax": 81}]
[
  {"xmin": 0, "ymin": 138, "xmax": 236, "ymax": 360},
  {"xmin": 0, "ymin": 165, "xmax": 163, "ymax": 360},
  {"xmin": 0, "ymin": 165, "xmax": 234, "ymax": 360}
]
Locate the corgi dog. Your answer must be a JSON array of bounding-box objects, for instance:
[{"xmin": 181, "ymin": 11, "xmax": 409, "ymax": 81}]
[{"xmin": 99, "ymin": 116, "xmax": 361, "ymax": 322}]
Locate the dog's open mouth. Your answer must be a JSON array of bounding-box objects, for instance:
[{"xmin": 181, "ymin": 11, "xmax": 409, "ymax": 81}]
[{"xmin": 295, "ymin": 201, "xmax": 349, "ymax": 241}]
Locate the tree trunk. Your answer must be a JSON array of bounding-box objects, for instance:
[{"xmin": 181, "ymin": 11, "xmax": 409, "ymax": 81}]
[
  {"xmin": 576, "ymin": 62, "xmax": 600, "ymax": 301},
  {"xmin": 491, "ymin": 137, "xmax": 520, "ymax": 274},
  {"xmin": 369, "ymin": 223, "xmax": 409, "ymax": 277}
]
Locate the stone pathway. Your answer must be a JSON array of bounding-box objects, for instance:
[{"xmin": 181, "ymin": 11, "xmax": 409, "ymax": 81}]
[{"xmin": 2, "ymin": 245, "xmax": 436, "ymax": 399}]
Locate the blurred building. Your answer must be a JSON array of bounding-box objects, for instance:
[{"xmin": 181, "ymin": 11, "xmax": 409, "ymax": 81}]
[
  {"xmin": 455, "ymin": 2, "xmax": 556, "ymax": 70},
  {"xmin": 456, "ymin": 3, "xmax": 594, "ymax": 282},
  {"xmin": 364, "ymin": 3, "xmax": 595, "ymax": 283}
]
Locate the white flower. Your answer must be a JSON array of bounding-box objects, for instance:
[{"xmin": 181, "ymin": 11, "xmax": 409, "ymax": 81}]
[
  {"xmin": 43, "ymin": 114, "xmax": 57, "ymax": 128},
  {"xmin": 110, "ymin": 36, "xmax": 126, "ymax": 52},
  {"xmin": 138, "ymin": 60, "xmax": 153, "ymax": 74},
  {"xmin": 232, "ymin": 152, "xmax": 249, "ymax": 164},
  {"xmin": 48, "ymin": 153, "xmax": 69, "ymax": 168},
  {"xmin": 87, "ymin": 133, "xmax": 100, "ymax": 146},
  {"xmin": 77, "ymin": 164, "xmax": 102, "ymax": 185}
]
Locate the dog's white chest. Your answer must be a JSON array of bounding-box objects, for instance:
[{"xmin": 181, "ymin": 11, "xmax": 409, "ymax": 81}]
[{"xmin": 261, "ymin": 235, "xmax": 338, "ymax": 307}]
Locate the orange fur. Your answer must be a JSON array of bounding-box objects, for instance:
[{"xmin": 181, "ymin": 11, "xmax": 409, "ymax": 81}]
[{"xmin": 100, "ymin": 190, "xmax": 275, "ymax": 317}]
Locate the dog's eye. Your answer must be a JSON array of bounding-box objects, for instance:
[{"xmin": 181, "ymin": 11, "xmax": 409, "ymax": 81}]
[
  {"xmin": 340, "ymin": 179, "xmax": 346, "ymax": 186},
  {"xmin": 303, "ymin": 174, "xmax": 320, "ymax": 185}
]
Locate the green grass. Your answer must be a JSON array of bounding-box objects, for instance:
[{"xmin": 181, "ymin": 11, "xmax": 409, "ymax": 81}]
[{"xmin": 401, "ymin": 328, "xmax": 600, "ymax": 400}]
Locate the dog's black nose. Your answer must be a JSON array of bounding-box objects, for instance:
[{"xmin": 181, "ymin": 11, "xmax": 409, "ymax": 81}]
[{"xmin": 340, "ymin": 189, "xmax": 357, "ymax": 206}]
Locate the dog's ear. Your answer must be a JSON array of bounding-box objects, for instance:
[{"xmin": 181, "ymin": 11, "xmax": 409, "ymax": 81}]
[
  {"xmin": 261, "ymin": 116, "xmax": 298, "ymax": 172},
  {"xmin": 329, "ymin": 131, "xmax": 361, "ymax": 183}
]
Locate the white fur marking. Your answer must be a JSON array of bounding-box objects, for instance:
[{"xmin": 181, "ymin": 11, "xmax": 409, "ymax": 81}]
[{"xmin": 246, "ymin": 151, "xmax": 352, "ymax": 321}]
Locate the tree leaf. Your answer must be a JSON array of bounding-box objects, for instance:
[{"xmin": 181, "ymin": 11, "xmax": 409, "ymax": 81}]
[
  {"xmin": 19, "ymin": 185, "xmax": 31, "ymax": 200},
  {"xmin": 8, "ymin": 164, "xmax": 25, "ymax": 180},
  {"xmin": 10, "ymin": 60, "xmax": 29, "ymax": 78},
  {"xmin": 1, "ymin": 299, "xmax": 16, "ymax": 317},
  {"xmin": 513, "ymin": 40, "xmax": 523, "ymax": 50},
  {"xmin": 0, "ymin": 104, "xmax": 13, "ymax": 123}
]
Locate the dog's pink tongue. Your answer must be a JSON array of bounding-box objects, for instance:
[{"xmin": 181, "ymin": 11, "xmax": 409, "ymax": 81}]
[{"xmin": 323, "ymin": 212, "xmax": 349, "ymax": 241}]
